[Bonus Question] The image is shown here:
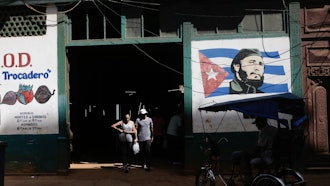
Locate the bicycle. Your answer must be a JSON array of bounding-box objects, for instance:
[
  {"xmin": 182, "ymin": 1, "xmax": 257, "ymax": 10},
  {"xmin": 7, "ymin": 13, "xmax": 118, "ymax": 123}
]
[
  {"xmin": 195, "ymin": 135, "xmax": 305, "ymax": 186},
  {"xmin": 195, "ymin": 136, "xmax": 246, "ymax": 186}
]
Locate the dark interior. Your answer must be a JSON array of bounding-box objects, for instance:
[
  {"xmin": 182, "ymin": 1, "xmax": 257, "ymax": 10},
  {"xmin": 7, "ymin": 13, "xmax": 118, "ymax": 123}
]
[{"xmin": 67, "ymin": 43, "xmax": 183, "ymax": 162}]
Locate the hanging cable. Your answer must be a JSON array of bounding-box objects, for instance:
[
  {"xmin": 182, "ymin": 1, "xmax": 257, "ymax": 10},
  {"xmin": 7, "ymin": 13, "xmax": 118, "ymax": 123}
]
[
  {"xmin": 92, "ymin": 0, "xmax": 182, "ymax": 75},
  {"xmin": 24, "ymin": 0, "xmax": 82, "ymax": 15},
  {"xmin": 107, "ymin": 0, "xmax": 159, "ymax": 11}
]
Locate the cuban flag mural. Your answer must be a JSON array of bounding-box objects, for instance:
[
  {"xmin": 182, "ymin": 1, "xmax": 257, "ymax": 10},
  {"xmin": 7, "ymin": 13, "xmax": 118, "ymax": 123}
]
[{"xmin": 191, "ymin": 37, "xmax": 292, "ymax": 133}]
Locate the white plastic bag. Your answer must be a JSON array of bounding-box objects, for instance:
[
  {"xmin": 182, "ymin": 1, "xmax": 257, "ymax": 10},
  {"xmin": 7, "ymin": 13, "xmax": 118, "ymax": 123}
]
[{"xmin": 132, "ymin": 142, "xmax": 140, "ymax": 155}]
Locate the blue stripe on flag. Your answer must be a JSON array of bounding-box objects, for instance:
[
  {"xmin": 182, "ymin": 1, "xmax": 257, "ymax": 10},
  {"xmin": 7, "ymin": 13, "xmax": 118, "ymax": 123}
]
[
  {"xmin": 199, "ymin": 48, "xmax": 280, "ymax": 59},
  {"xmin": 265, "ymin": 66, "xmax": 285, "ymax": 75},
  {"xmin": 259, "ymin": 83, "xmax": 288, "ymax": 93},
  {"xmin": 224, "ymin": 65, "xmax": 285, "ymax": 80},
  {"xmin": 207, "ymin": 87, "xmax": 229, "ymax": 97},
  {"xmin": 200, "ymin": 48, "xmax": 238, "ymax": 58},
  {"xmin": 206, "ymin": 83, "xmax": 289, "ymax": 98}
]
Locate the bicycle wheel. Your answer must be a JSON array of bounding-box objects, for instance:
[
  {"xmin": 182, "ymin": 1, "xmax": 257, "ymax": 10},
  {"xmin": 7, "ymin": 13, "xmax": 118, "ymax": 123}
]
[
  {"xmin": 276, "ymin": 168, "xmax": 306, "ymax": 186},
  {"xmin": 195, "ymin": 169, "xmax": 215, "ymax": 186},
  {"xmin": 251, "ymin": 174, "xmax": 285, "ymax": 186}
]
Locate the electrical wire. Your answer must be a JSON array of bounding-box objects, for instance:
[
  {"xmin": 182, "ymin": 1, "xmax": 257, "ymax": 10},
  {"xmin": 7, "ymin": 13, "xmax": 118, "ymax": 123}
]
[
  {"xmin": 107, "ymin": 0, "xmax": 159, "ymax": 11},
  {"xmin": 93, "ymin": 0, "xmax": 182, "ymax": 75},
  {"xmin": 214, "ymin": 111, "xmax": 227, "ymax": 133},
  {"xmin": 21, "ymin": 0, "xmax": 329, "ymax": 100},
  {"xmin": 24, "ymin": 2, "xmax": 47, "ymax": 15},
  {"xmin": 131, "ymin": 44, "xmax": 183, "ymax": 75},
  {"xmin": 121, "ymin": 0, "xmax": 160, "ymax": 6},
  {"xmin": 93, "ymin": 0, "xmax": 120, "ymax": 34},
  {"xmin": 24, "ymin": 0, "xmax": 82, "ymax": 14}
]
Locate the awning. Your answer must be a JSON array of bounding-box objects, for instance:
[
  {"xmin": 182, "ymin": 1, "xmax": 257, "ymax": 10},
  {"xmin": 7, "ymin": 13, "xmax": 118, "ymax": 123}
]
[{"xmin": 198, "ymin": 92, "xmax": 306, "ymax": 126}]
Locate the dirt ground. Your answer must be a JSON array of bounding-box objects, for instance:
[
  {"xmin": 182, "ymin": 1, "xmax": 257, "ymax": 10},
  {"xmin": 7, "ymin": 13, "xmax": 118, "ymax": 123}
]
[
  {"xmin": 5, "ymin": 158, "xmax": 196, "ymax": 186},
  {"xmin": 4, "ymin": 156, "xmax": 330, "ymax": 186}
]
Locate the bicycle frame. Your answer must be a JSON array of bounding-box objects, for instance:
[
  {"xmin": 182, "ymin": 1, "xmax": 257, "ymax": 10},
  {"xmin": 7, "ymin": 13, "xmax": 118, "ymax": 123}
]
[
  {"xmin": 197, "ymin": 161, "xmax": 232, "ymax": 186},
  {"xmin": 196, "ymin": 136, "xmax": 305, "ymax": 186},
  {"xmin": 201, "ymin": 165, "xmax": 216, "ymax": 182},
  {"xmin": 196, "ymin": 136, "xmax": 241, "ymax": 186}
]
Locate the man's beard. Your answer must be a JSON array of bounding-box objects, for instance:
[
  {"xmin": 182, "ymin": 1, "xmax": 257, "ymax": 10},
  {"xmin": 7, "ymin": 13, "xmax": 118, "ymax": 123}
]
[
  {"xmin": 239, "ymin": 70, "xmax": 264, "ymax": 88},
  {"xmin": 245, "ymin": 79, "xmax": 264, "ymax": 89}
]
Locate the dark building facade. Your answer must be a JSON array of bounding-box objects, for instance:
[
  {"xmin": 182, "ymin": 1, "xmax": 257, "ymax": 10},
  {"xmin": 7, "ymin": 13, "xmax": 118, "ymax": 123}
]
[{"xmin": 0, "ymin": 0, "xmax": 328, "ymax": 174}]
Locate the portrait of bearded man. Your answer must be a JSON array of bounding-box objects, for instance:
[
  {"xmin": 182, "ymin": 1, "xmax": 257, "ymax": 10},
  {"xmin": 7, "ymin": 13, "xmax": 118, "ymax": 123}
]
[{"xmin": 229, "ymin": 48, "xmax": 265, "ymax": 94}]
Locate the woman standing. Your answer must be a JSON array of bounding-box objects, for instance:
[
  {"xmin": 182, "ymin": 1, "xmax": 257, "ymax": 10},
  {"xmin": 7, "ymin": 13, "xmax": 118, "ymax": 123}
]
[{"xmin": 112, "ymin": 113, "xmax": 138, "ymax": 173}]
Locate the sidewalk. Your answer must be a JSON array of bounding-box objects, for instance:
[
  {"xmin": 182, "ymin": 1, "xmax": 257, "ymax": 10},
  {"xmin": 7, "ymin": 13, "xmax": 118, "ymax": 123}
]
[
  {"xmin": 4, "ymin": 160, "xmax": 195, "ymax": 186},
  {"xmin": 4, "ymin": 160, "xmax": 330, "ymax": 186}
]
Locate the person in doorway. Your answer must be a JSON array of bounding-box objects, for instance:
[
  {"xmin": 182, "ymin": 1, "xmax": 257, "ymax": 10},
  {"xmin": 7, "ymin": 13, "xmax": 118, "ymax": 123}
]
[
  {"xmin": 112, "ymin": 113, "xmax": 138, "ymax": 173},
  {"xmin": 232, "ymin": 117, "xmax": 278, "ymax": 184},
  {"xmin": 230, "ymin": 48, "xmax": 265, "ymax": 94},
  {"xmin": 151, "ymin": 107, "xmax": 166, "ymax": 157},
  {"xmin": 166, "ymin": 104, "xmax": 184, "ymax": 165},
  {"xmin": 135, "ymin": 108, "xmax": 154, "ymax": 171}
]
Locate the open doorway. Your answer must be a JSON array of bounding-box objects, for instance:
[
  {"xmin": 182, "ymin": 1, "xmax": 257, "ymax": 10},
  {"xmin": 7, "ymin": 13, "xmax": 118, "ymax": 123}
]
[{"xmin": 67, "ymin": 43, "xmax": 183, "ymax": 162}]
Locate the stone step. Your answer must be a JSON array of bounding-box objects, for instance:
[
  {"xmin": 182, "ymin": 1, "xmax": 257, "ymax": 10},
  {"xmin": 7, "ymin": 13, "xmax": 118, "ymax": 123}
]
[{"xmin": 305, "ymin": 161, "xmax": 330, "ymax": 172}]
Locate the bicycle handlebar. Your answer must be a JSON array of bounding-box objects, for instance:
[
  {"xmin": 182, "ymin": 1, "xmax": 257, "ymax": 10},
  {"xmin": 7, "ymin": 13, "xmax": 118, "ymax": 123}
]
[
  {"xmin": 217, "ymin": 137, "xmax": 229, "ymax": 144},
  {"xmin": 200, "ymin": 137, "xmax": 229, "ymax": 151}
]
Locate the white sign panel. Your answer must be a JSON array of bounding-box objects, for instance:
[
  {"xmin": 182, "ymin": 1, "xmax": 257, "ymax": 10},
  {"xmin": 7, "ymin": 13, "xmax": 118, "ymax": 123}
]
[
  {"xmin": 192, "ymin": 37, "xmax": 291, "ymax": 133},
  {"xmin": 0, "ymin": 6, "xmax": 58, "ymax": 134}
]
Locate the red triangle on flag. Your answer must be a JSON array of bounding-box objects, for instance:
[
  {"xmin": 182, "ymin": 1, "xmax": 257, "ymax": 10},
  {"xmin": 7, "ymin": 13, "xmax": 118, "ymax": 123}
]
[{"xmin": 199, "ymin": 53, "xmax": 229, "ymax": 97}]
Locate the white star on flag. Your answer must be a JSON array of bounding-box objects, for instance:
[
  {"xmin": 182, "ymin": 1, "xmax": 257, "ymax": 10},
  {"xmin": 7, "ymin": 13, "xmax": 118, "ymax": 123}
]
[
  {"xmin": 199, "ymin": 52, "xmax": 229, "ymax": 97},
  {"xmin": 206, "ymin": 68, "xmax": 218, "ymax": 80}
]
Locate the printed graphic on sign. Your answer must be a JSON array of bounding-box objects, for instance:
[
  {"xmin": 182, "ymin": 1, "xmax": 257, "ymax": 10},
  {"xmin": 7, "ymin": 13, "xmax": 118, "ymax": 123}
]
[
  {"xmin": 191, "ymin": 37, "xmax": 292, "ymax": 133},
  {"xmin": 2, "ymin": 84, "xmax": 55, "ymax": 105}
]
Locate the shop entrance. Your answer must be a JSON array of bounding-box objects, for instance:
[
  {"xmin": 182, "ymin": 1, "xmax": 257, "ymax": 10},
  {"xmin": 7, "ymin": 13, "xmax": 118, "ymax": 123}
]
[{"xmin": 67, "ymin": 43, "xmax": 183, "ymax": 163}]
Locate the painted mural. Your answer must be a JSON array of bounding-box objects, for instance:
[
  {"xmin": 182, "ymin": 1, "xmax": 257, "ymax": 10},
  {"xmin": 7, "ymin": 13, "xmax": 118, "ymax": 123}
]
[
  {"xmin": 0, "ymin": 6, "xmax": 58, "ymax": 134},
  {"xmin": 192, "ymin": 37, "xmax": 292, "ymax": 133}
]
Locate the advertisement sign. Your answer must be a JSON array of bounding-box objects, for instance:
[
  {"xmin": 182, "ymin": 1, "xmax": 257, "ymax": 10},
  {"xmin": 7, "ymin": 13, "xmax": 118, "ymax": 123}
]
[{"xmin": 0, "ymin": 6, "xmax": 58, "ymax": 134}]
